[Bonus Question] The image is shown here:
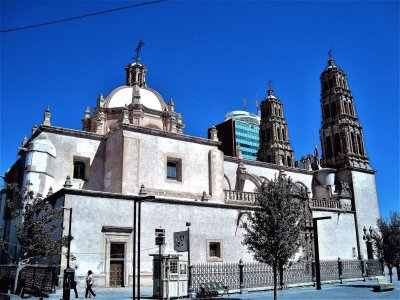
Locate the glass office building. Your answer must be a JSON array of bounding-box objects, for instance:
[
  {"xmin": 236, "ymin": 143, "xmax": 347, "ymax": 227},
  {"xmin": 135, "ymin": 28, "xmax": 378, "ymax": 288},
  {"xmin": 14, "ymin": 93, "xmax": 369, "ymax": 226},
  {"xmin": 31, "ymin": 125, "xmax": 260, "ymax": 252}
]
[{"xmin": 209, "ymin": 110, "xmax": 260, "ymax": 161}]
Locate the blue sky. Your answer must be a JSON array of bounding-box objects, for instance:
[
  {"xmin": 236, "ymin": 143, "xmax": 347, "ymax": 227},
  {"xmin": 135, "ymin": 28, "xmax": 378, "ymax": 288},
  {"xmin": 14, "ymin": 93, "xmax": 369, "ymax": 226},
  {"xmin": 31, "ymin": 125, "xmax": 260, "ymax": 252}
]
[{"xmin": 1, "ymin": 1, "xmax": 399, "ymax": 218}]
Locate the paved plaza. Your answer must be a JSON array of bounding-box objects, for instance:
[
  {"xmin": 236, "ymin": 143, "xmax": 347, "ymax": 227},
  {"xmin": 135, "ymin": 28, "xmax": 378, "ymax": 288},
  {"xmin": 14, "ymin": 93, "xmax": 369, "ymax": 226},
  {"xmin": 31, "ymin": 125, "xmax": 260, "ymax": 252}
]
[{"xmin": 3, "ymin": 273, "xmax": 398, "ymax": 300}]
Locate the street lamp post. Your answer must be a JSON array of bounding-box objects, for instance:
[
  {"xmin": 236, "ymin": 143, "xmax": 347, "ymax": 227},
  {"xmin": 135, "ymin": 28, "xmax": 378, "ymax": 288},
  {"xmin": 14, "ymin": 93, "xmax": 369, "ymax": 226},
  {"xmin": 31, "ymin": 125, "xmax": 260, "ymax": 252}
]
[
  {"xmin": 132, "ymin": 188, "xmax": 155, "ymax": 300},
  {"xmin": 186, "ymin": 222, "xmax": 192, "ymax": 296},
  {"xmin": 362, "ymin": 226, "xmax": 374, "ymax": 260},
  {"xmin": 62, "ymin": 207, "xmax": 73, "ymax": 300},
  {"xmin": 313, "ymin": 216, "xmax": 331, "ymax": 290}
]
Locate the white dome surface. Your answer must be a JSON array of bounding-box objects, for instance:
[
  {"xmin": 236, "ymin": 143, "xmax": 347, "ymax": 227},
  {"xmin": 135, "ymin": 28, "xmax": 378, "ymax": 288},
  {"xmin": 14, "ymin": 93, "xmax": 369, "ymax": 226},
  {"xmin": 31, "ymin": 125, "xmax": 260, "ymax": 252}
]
[{"xmin": 105, "ymin": 86, "xmax": 164, "ymax": 111}]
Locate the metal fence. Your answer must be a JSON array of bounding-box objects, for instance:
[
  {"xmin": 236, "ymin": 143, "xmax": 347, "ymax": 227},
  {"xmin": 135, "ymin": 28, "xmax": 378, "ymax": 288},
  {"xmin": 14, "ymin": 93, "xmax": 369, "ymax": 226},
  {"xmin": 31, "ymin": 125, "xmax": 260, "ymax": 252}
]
[
  {"xmin": 0, "ymin": 264, "xmax": 57, "ymax": 293},
  {"xmin": 191, "ymin": 262, "xmax": 240, "ymax": 292},
  {"xmin": 192, "ymin": 259, "xmax": 383, "ymax": 293}
]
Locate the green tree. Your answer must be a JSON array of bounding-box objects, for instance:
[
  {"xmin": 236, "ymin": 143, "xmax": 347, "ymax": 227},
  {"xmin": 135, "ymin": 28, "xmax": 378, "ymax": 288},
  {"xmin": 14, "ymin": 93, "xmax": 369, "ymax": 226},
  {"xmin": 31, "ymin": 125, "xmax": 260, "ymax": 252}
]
[
  {"xmin": 372, "ymin": 211, "xmax": 400, "ymax": 282},
  {"xmin": 0, "ymin": 182, "xmax": 68, "ymax": 293},
  {"xmin": 241, "ymin": 173, "xmax": 307, "ymax": 300}
]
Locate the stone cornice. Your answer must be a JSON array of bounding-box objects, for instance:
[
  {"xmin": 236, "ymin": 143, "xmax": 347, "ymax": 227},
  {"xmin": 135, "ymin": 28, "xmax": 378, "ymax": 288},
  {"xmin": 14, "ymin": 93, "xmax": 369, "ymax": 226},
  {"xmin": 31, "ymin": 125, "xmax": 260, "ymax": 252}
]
[
  {"xmin": 46, "ymin": 188, "xmax": 257, "ymax": 211},
  {"xmin": 29, "ymin": 125, "xmax": 104, "ymax": 143},
  {"xmin": 224, "ymin": 156, "xmax": 313, "ymax": 175},
  {"xmin": 340, "ymin": 166, "xmax": 376, "ymax": 174},
  {"xmin": 119, "ymin": 123, "xmax": 221, "ymax": 146}
]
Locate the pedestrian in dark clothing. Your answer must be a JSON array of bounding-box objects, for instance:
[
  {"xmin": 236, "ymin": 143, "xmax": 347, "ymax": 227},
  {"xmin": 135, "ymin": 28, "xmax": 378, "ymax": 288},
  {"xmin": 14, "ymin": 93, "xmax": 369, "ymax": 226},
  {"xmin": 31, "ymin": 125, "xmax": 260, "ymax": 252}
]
[
  {"xmin": 85, "ymin": 270, "xmax": 96, "ymax": 298},
  {"xmin": 72, "ymin": 269, "xmax": 78, "ymax": 298}
]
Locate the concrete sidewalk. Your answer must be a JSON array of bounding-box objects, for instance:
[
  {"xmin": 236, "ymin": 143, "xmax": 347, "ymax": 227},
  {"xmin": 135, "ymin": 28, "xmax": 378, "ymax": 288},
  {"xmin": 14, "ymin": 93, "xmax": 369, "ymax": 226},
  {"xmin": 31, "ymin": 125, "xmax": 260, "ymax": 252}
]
[{"xmin": 5, "ymin": 275, "xmax": 400, "ymax": 300}]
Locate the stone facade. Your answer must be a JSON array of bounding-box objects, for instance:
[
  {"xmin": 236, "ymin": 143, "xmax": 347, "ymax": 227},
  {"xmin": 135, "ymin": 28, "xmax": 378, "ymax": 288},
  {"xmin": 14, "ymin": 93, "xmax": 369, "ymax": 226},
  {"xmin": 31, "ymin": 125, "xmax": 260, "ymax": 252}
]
[{"xmin": 1, "ymin": 53, "xmax": 381, "ymax": 288}]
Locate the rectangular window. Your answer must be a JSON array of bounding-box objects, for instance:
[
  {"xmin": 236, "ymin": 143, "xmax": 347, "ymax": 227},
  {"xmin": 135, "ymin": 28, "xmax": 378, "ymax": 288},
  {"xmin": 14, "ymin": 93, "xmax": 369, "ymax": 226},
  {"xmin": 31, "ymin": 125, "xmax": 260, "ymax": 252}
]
[
  {"xmin": 166, "ymin": 157, "xmax": 182, "ymax": 182},
  {"xmin": 207, "ymin": 239, "xmax": 223, "ymax": 262},
  {"xmin": 73, "ymin": 156, "xmax": 90, "ymax": 181}
]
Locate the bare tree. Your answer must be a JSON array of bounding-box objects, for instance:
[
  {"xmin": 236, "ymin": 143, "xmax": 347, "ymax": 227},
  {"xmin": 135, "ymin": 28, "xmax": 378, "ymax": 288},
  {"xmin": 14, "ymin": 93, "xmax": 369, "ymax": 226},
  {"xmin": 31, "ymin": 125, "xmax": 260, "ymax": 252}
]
[{"xmin": 241, "ymin": 173, "xmax": 306, "ymax": 300}]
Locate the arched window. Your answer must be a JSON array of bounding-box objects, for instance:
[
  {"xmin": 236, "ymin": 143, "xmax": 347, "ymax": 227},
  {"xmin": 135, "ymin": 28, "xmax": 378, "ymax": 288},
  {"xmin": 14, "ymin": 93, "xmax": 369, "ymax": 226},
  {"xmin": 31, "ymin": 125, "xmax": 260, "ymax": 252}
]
[
  {"xmin": 73, "ymin": 161, "xmax": 86, "ymax": 180},
  {"xmin": 357, "ymin": 135, "xmax": 364, "ymax": 156},
  {"xmin": 287, "ymin": 156, "xmax": 292, "ymax": 167}
]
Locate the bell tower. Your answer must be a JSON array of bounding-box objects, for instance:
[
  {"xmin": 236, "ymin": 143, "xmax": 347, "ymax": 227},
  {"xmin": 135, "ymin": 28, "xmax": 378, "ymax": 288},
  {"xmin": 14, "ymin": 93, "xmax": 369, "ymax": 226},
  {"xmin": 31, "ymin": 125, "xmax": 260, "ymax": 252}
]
[
  {"xmin": 258, "ymin": 84, "xmax": 295, "ymax": 167},
  {"xmin": 319, "ymin": 55, "xmax": 371, "ymax": 170}
]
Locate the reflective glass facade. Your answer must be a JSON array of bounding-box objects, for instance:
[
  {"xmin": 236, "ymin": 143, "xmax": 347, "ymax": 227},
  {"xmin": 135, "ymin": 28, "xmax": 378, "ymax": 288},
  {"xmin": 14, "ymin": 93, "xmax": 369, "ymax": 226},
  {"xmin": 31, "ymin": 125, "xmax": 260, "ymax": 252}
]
[{"xmin": 235, "ymin": 121, "xmax": 260, "ymax": 160}]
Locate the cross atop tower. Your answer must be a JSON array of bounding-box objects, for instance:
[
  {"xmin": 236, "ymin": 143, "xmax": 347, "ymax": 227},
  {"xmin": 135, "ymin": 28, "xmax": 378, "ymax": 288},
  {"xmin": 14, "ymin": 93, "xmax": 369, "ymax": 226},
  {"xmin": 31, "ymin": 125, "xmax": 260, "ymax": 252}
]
[
  {"xmin": 328, "ymin": 48, "xmax": 333, "ymax": 59},
  {"xmin": 267, "ymin": 80, "xmax": 274, "ymax": 96},
  {"xmin": 135, "ymin": 39, "xmax": 145, "ymax": 63}
]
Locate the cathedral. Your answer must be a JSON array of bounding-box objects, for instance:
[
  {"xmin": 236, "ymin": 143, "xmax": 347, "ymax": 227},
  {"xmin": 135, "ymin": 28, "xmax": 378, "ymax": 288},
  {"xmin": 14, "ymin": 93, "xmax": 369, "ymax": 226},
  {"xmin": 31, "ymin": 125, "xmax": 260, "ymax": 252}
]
[{"xmin": 0, "ymin": 50, "xmax": 380, "ymax": 288}]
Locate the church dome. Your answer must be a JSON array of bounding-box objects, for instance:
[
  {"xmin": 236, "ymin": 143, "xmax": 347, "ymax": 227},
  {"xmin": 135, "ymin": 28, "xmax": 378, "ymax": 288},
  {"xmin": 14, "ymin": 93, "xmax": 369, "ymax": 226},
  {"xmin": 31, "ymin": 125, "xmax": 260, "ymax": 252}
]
[{"xmin": 104, "ymin": 86, "xmax": 166, "ymax": 111}]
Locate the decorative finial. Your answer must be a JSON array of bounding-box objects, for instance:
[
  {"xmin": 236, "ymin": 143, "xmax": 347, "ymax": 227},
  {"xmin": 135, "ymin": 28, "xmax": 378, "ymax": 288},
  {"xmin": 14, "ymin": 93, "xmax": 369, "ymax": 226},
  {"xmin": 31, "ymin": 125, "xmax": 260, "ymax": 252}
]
[
  {"xmin": 210, "ymin": 126, "xmax": 219, "ymax": 141},
  {"xmin": 47, "ymin": 186, "xmax": 54, "ymax": 197},
  {"xmin": 32, "ymin": 123, "xmax": 38, "ymax": 135},
  {"xmin": 43, "ymin": 107, "xmax": 51, "ymax": 126},
  {"xmin": 97, "ymin": 94, "xmax": 104, "ymax": 107},
  {"xmin": 139, "ymin": 184, "xmax": 147, "ymax": 196},
  {"xmin": 328, "ymin": 48, "xmax": 333, "ymax": 59},
  {"xmin": 168, "ymin": 98, "xmax": 175, "ymax": 112},
  {"xmin": 243, "ymin": 97, "xmax": 247, "ymax": 111},
  {"xmin": 22, "ymin": 135, "xmax": 28, "ymax": 146},
  {"xmin": 135, "ymin": 39, "xmax": 145, "ymax": 63},
  {"xmin": 201, "ymin": 191, "xmax": 208, "ymax": 201},
  {"xmin": 84, "ymin": 107, "xmax": 91, "ymax": 119},
  {"xmin": 122, "ymin": 104, "xmax": 129, "ymax": 124},
  {"xmin": 63, "ymin": 176, "xmax": 73, "ymax": 188}
]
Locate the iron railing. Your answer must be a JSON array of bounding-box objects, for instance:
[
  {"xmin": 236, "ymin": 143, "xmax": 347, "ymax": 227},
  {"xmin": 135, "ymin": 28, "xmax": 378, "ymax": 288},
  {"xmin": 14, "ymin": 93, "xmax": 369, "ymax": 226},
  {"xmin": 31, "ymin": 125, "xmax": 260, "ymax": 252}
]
[
  {"xmin": 0, "ymin": 264, "xmax": 57, "ymax": 293},
  {"xmin": 192, "ymin": 259, "xmax": 382, "ymax": 293}
]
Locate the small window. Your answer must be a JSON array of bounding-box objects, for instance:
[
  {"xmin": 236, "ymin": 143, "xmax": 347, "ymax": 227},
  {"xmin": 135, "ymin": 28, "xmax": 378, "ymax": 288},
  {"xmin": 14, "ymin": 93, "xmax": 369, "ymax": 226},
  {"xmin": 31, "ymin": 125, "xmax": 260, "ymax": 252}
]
[
  {"xmin": 166, "ymin": 157, "xmax": 182, "ymax": 182},
  {"xmin": 209, "ymin": 243, "xmax": 220, "ymax": 257},
  {"xmin": 73, "ymin": 161, "xmax": 86, "ymax": 180},
  {"xmin": 207, "ymin": 240, "xmax": 223, "ymax": 262},
  {"xmin": 167, "ymin": 162, "xmax": 177, "ymax": 179}
]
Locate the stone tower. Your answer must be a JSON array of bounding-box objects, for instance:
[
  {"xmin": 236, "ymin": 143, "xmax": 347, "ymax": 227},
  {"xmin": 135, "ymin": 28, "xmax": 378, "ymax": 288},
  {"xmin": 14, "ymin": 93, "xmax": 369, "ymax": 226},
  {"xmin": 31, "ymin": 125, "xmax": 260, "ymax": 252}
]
[
  {"xmin": 319, "ymin": 56, "xmax": 371, "ymax": 170},
  {"xmin": 258, "ymin": 86, "xmax": 295, "ymax": 167}
]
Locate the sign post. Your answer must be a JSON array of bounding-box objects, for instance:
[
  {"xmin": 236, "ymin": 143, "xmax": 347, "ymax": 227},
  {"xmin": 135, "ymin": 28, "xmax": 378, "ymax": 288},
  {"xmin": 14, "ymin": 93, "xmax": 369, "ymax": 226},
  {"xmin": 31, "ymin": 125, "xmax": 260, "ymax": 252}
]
[{"xmin": 155, "ymin": 228, "xmax": 165, "ymax": 300}]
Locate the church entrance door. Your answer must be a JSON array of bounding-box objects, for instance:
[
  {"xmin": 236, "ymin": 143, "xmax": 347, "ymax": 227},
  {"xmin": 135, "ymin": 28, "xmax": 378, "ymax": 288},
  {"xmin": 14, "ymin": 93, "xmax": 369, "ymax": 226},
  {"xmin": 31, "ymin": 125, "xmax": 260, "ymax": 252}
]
[{"xmin": 110, "ymin": 243, "xmax": 125, "ymax": 286}]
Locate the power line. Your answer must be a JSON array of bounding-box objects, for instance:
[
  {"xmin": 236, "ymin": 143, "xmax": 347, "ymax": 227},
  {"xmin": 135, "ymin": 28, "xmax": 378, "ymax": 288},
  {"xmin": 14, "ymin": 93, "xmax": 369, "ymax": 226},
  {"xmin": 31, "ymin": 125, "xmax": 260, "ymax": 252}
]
[{"xmin": 1, "ymin": 0, "xmax": 166, "ymax": 33}]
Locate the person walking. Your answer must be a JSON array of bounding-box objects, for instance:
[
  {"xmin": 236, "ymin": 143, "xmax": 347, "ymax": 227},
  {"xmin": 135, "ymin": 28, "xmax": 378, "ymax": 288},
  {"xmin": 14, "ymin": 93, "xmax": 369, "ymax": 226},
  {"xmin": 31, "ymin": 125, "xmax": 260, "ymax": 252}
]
[
  {"xmin": 85, "ymin": 270, "xmax": 96, "ymax": 298},
  {"xmin": 72, "ymin": 269, "xmax": 79, "ymax": 298}
]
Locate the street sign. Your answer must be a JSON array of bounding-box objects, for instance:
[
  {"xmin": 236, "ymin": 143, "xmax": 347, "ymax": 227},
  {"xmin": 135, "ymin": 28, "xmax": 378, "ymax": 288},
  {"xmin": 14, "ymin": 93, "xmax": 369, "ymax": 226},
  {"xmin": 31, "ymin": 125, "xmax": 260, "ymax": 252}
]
[
  {"xmin": 155, "ymin": 228, "xmax": 165, "ymax": 237},
  {"xmin": 155, "ymin": 236, "xmax": 165, "ymax": 245},
  {"xmin": 173, "ymin": 231, "xmax": 189, "ymax": 252}
]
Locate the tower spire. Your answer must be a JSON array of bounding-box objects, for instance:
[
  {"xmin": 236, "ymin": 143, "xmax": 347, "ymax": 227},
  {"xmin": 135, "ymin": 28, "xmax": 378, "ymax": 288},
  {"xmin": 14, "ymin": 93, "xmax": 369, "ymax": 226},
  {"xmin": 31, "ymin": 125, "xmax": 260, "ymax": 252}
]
[
  {"xmin": 257, "ymin": 83, "xmax": 295, "ymax": 167},
  {"xmin": 319, "ymin": 57, "xmax": 371, "ymax": 170}
]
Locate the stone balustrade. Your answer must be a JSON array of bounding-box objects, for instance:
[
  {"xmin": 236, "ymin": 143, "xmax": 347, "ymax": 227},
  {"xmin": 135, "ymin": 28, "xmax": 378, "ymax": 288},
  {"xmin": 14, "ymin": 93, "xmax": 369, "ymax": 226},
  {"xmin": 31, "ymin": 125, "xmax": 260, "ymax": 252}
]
[
  {"xmin": 310, "ymin": 198, "xmax": 352, "ymax": 212},
  {"xmin": 224, "ymin": 190, "xmax": 258, "ymax": 204}
]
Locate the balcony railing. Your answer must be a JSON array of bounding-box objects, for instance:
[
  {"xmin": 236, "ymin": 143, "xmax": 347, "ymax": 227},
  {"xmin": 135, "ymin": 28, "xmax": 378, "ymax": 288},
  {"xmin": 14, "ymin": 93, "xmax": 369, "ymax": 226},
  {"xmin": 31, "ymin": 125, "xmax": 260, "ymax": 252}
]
[
  {"xmin": 224, "ymin": 190, "xmax": 352, "ymax": 211},
  {"xmin": 224, "ymin": 190, "xmax": 257, "ymax": 205},
  {"xmin": 310, "ymin": 198, "xmax": 352, "ymax": 212}
]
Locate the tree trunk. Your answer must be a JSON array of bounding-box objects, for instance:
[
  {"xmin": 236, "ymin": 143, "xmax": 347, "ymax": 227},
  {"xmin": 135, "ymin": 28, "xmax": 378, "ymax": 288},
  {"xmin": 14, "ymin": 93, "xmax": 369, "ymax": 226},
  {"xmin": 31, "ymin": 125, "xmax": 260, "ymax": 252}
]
[
  {"xmin": 279, "ymin": 263, "xmax": 284, "ymax": 290},
  {"xmin": 396, "ymin": 261, "xmax": 399, "ymax": 281},
  {"xmin": 388, "ymin": 266, "xmax": 393, "ymax": 283},
  {"xmin": 273, "ymin": 262, "xmax": 277, "ymax": 300}
]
